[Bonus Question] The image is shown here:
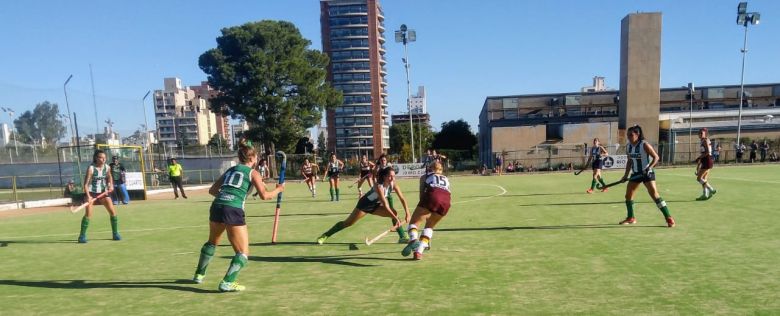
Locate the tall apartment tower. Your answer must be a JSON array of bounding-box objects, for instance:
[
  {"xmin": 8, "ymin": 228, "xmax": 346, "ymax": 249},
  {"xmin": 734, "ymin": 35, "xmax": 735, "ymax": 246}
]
[
  {"xmin": 320, "ymin": 0, "xmax": 389, "ymax": 159},
  {"xmin": 153, "ymin": 77, "xmax": 218, "ymax": 149}
]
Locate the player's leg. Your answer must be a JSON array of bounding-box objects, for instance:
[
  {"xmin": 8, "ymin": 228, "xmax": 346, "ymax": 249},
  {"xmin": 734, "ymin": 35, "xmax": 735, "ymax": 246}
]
[
  {"xmin": 78, "ymin": 194, "xmax": 94, "ymax": 243},
  {"xmin": 100, "ymin": 196, "xmax": 121, "ymax": 240},
  {"xmin": 413, "ymin": 213, "xmax": 444, "ymax": 260},
  {"xmin": 588, "ymin": 169, "xmax": 598, "ymax": 193},
  {"xmin": 402, "ymin": 206, "xmax": 430, "ymax": 257},
  {"xmin": 596, "ymin": 169, "xmax": 607, "ymax": 191},
  {"xmin": 620, "ymin": 181, "xmax": 640, "ymax": 224},
  {"xmin": 329, "ymin": 177, "xmax": 335, "ymax": 201},
  {"xmin": 334, "ymin": 177, "xmax": 340, "ymax": 201},
  {"xmin": 317, "ymin": 208, "xmax": 367, "ymax": 244},
  {"xmin": 220, "ymin": 224, "xmax": 249, "ymax": 292},
  {"xmin": 194, "ymin": 221, "xmax": 225, "ymax": 283},
  {"xmin": 644, "ymin": 180, "xmax": 674, "ymax": 227}
]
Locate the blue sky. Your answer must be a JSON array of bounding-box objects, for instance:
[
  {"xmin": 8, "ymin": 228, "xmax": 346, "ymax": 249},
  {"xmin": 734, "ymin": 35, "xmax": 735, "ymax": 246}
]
[{"xmin": 1, "ymin": 0, "xmax": 778, "ymax": 139}]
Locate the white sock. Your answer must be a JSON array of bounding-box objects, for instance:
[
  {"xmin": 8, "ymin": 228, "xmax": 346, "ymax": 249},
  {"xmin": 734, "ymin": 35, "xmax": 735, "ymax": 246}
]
[
  {"xmin": 417, "ymin": 228, "xmax": 433, "ymax": 254},
  {"xmin": 703, "ymin": 187, "xmax": 709, "ymax": 196},
  {"xmin": 407, "ymin": 224, "xmax": 419, "ymax": 241}
]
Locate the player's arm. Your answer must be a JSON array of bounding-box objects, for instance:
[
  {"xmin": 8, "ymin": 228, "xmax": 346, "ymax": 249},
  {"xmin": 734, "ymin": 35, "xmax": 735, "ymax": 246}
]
[
  {"xmin": 251, "ymin": 169, "xmax": 283, "ymax": 200},
  {"xmin": 644, "ymin": 142, "xmax": 660, "ymax": 171},
  {"xmin": 392, "ymin": 182, "xmax": 411, "ymax": 223},
  {"xmin": 600, "ymin": 146, "xmax": 609, "ymax": 156},
  {"xmin": 83, "ymin": 167, "xmax": 93, "ymax": 201},
  {"xmin": 338, "ymin": 159, "xmax": 345, "ymax": 170},
  {"xmin": 300, "ymin": 166, "xmax": 306, "ymax": 178},
  {"xmin": 105, "ymin": 166, "xmax": 114, "ymax": 193},
  {"xmin": 621, "ymin": 157, "xmax": 632, "ymax": 181},
  {"xmin": 209, "ymin": 174, "xmax": 224, "ymax": 197},
  {"xmin": 376, "ymin": 185, "xmax": 401, "ymax": 224}
]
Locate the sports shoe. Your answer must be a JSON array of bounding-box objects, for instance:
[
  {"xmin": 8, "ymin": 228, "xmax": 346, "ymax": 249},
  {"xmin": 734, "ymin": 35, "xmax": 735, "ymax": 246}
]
[
  {"xmin": 218, "ymin": 281, "xmax": 245, "ymax": 292},
  {"xmin": 413, "ymin": 252, "xmax": 423, "ymax": 260},
  {"xmin": 78, "ymin": 235, "xmax": 87, "ymax": 243},
  {"xmin": 192, "ymin": 274, "xmax": 205, "ymax": 284},
  {"xmin": 112, "ymin": 233, "xmax": 122, "ymax": 241},
  {"xmin": 666, "ymin": 217, "xmax": 676, "ymax": 228},
  {"xmin": 696, "ymin": 195, "xmax": 708, "ymax": 201},
  {"xmin": 397, "ymin": 237, "xmax": 410, "ymax": 244},
  {"xmin": 619, "ymin": 217, "xmax": 637, "ymax": 225},
  {"xmin": 708, "ymin": 189, "xmax": 717, "ymax": 199},
  {"xmin": 600, "ymin": 187, "xmax": 609, "ymax": 193},
  {"xmin": 586, "ymin": 188, "xmax": 593, "ymax": 194},
  {"xmin": 401, "ymin": 240, "xmax": 420, "ymax": 257},
  {"xmin": 316, "ymin": 235, "xmax": 328, "ymax": 245}
]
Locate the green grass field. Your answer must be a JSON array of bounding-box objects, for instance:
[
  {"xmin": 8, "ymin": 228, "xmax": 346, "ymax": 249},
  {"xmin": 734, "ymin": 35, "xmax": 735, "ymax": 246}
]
[{"xmin": 1, "ymin": 165, "xmax": 778, "ymax": 315}]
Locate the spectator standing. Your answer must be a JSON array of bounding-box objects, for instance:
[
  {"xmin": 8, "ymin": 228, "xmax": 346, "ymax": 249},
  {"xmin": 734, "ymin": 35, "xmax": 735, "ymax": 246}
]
[
  {"xmin": 495, "ymin": 154, "xmax": 503, "ymax": 176},
  {"xmin": 168, "ymin": 158, "xmax": 188, "ymax": 199},
  {"xmin": 736, "ymin": 143, "xmax": 746, "ymax": 163},
  {"xmin": 713, "ymin": 142, "xmax": 721, "ymax": 163},
  {"xmin": 109, "ymin": 156, "xmax": 130, "ymax": 205},
  {"xmin": 760, "ymin": 140, "xmax": 769, "ymax": 162},
  {"xmin": 749, "ymin": 140, "xmax": 758, "ymax": 163}
]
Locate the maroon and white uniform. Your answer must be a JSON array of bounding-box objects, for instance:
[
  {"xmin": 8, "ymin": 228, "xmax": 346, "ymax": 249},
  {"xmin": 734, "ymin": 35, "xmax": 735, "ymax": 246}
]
[
  {"xmin": 418, "ymin": 172, "xmax": 452, "ymax": 216},
  {"xmin": 700, "ymin": 138, "xmax": 714, "ymax": 170}
]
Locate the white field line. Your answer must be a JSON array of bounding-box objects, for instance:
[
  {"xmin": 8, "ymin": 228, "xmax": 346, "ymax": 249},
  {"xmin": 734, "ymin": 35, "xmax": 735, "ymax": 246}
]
[
  {"xmin": 452, "ymin": 184, "xmax": 508, "ymax": 205},
  {"xmin": 665, "ymin": 173, "xmax": 780, "ymax": 185},
  {"xmin": 0, "ymin": 184, "xmax": 508, "ymax": 240}
]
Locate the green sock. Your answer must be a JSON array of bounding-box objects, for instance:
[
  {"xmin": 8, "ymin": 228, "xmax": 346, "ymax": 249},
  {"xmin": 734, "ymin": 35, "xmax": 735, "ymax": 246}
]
[
  {"xmin": 195, "ymin": 242, "xmax": 216, "ymax": 275},
  {"xmin": 396, "ymin": 224, "xmax": 407, "ymax": 238},
  {"xmin": 222, "ymin": 253, "xmax": 247, "ymax": 283},
  {"xmin": 591, "ymin": 179, "xmax": 597, "ymax": 190},
  {"xmin": 323, "ymin": 221, "xmax": 346, "ymax": 237},
  {"xmin": 110, "ymin": 216, "xmax": 118, "ymax": 234},
  {"xmin": 79, "ymin": 217, "xmax": 90, "ymax": 237},
  {"xmin": 335, "ymin": 188, "xmax": 340, "ymax": 200},
  {"xmin": 329, "ymin": 187, "xmax": 334, "ymax": 200},
  {"xmin": 387, "ymin": 195, "xmax": 395, "ymax": 209},
  {"xmin": 598, "ymin": 176, "xmax": 607, "ymax": 186},
  {"xmin": 625, "ymin": 200, "xmax": 635, "ymax": 218},
  {"xmin": 655, "ymin": 197, "xmax": 671, "ymax": 218}
]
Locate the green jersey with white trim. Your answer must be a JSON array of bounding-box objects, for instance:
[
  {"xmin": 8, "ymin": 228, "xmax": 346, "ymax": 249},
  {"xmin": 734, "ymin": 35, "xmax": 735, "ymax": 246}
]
[
  {"xmin": 213, "ymin": 165, "xmax": 253, "ymax": 209},
  {"xmin": 89, "ymin": 165, "xmax": 110, "ymax": 193},
  {"xmin": 627, "ymin": 140, "xmax": 653, "ymax": 175}
]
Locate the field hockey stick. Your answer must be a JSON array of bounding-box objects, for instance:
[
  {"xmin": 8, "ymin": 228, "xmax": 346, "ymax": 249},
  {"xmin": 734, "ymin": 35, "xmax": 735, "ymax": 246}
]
[
  {"xmin": 365, "ymin": 220, "xmax": 406, "ymax": 246},
  {"xmin": 596, "ymin": 174, "xmax": 644, "ymax": 190},
  {"xmin": 69, "ymin": 191, "xmax": 110, "ymax": 214},
  {"xmin": 271, "ymin": 151, "xmax": 286, "ymax": 244},
  {"xmin": 574, "ymin": 167, "xmax": 587, "ymax": 176},
  {"xmin": 348, "ymin": 173, "xmax": 371, "ymax": 189}
]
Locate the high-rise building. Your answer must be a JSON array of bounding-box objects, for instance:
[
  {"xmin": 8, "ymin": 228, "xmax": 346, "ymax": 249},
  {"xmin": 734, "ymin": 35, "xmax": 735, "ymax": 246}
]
[
  {"xmin": 190, "ymin": 81, "xmax": 231, "ymax": 144},
  {"xmin": 153, "ymin": 78, "xmax": 218, "ymax": 149},
  {"xmin": 320, "ymin": 0, "xmax": 390, "ymax": 159},
  {"xmin": 410, "ymin": 86, "xmax": 426, "ymax": 114}
]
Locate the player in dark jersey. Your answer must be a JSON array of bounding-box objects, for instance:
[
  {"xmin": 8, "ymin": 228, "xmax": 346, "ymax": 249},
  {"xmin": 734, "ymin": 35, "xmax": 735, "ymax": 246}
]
[
  {"xmin": 301, "ymin": 158, "xmax": 317, "ymax": 198},
  {"xmin": 402, "ymin": 161, "xmax": 452, "ymax": 260},
  {"xmin": 77, "ymin": 149, "xmax": 120, "ymax": 243},
  {"xmin": 374, "ymin": 154, "xmax": 409, "ymax": 242},
  {"xmin": 584, "ymin": 138, "xmax": 609, "ymax": 193},
  {"xmin": 356, "ymin": 154, "xmax": 375, "ymax": 196},
  {"xmin": 191, "ymin": 139, "xmax": 283, "ymax": 292},
  {"xmin": 321, "ymin": 153, "xmax": 345, "ymax": 201},
  {"xmin": 695, "ymin": 128, "xmax": 717, "ymax": 201},
  {"xmin": 316, "ymin": 166, "xmax": 410, "ymax": 244},
  {"xmin": 619, "ymin": 125, "xmax": 675, "ymax": 228}
]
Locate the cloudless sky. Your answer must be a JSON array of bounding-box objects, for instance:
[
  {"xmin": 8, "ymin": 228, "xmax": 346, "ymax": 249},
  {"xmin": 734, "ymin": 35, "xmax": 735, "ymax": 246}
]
[{"xmin": 1, "ymin": 0, "xmax": 778, "ymax": 139}]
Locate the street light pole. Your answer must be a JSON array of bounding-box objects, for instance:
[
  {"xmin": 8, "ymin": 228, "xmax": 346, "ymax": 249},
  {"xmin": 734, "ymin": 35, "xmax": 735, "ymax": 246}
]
[
  {"xmin": 142, "ymin": 90, "xmax": 152, "ymax": 171},
  {"xmin": 396, "ymin": 24, "xmax": 417, "ymax": 162},
  {"xmin": 735, "ymin": 2, "xmax": 760, "ymax": 149},
  {"xmin": 1, "ymin": 108, "xmax": 19, "ymax": 156},
  {"xmin": 63, "ymin": 74, "xmax": 75, "ymax": 144}
]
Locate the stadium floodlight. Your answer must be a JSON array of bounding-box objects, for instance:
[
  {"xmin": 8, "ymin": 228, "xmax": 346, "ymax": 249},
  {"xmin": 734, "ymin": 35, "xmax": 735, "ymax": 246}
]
[{"xmin": 735, "ymin": 2, "xmax": 761, "ymax": 148}]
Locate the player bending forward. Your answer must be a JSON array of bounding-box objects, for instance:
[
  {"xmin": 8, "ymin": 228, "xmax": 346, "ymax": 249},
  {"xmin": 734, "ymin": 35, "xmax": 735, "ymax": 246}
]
[
  {"xmin": 317, "ymin": 166, "xmax": 410, "ymax": 244},
  {"xmin": 191, "ymin": 139, "xmax": 283, "ymax": 292},
  {"xmin": 402, "ymin": 161, "xmax": 452, "ymax": 260}
]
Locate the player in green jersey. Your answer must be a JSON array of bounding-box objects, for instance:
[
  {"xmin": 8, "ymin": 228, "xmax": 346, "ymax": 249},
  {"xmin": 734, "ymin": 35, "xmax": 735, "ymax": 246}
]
[
  {"xmin": 77, "ymin": 149, "xmax": 120, "ymax": 243},
  {"xmin": 191, "ymin": 139, "xmax": 284, "ymax": 292}
]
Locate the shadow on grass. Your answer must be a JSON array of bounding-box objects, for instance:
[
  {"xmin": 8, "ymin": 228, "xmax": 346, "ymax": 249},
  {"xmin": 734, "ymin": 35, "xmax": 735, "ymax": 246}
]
[
  {"xmin": 0, "ymin": 240, "xmax": 76, "ymax": 247},
  {"xmin": 249, "ymin": 241, "xmax": 353, "ymax": 247},
  {"xmin": 0, "ymin": 279, "xmax": 217, "ymax": 293},
  {"xmin": 244, "ymin": 251, "xmax": 407, "ymax": 268},
  {"xmin": 246, "ymin": 212, "xmax": 349, "ymax": 218},
  {"xmin": 438, "ymin": 223, "xmax": 667, "ymax": 232}
]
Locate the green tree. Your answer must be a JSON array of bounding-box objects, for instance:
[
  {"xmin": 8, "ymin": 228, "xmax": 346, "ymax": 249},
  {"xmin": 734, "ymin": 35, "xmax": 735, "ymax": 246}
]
[
  {"xmin": 432, "ymin": 119, "xmax": 478, "ymax": 159},
  {"xmin": 208, "ymin": 134, "xmax": 230, "ymax": 151},
  {"xmin": 199, "ymin": 20, "xmax": 342, "ymax": 153},
  {"xmin": 389, "ymin": 122, "xmax": 434, "ymax": 159},
  {"xmin": 13, "ymin": 101, "xmax": 67, "ymax": 147},
  {"xmin": 317, "ymin": 131, "xmax": 327, "ymax": 159}
]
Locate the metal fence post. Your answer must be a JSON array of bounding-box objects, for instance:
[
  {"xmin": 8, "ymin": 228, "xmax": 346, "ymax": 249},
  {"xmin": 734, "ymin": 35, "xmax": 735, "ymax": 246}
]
[{"xmin": 12, "ymin": 176, "xmax": 19, "ymax": 209}]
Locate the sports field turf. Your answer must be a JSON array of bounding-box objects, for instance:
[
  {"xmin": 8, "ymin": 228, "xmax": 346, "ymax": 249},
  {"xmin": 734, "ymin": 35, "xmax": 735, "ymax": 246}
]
[{"xmin": 1, "ymin": 164, "xmax": 778, "ymax": 315}]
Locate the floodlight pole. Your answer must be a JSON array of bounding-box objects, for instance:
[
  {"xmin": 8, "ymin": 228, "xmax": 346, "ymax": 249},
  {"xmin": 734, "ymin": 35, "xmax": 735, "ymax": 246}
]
[
  {"xmin": 736, "ymin": 2, "xmax": 760, "ymax": 149},
  {"xmin": 63, "ymin": 75, "xmax": 75, "ymax": 145},
  {"xmin": 688, "ymin": 83, "xmax": 694, "ymax": 162},
  {"xmin": 142, "ymin": 90, "xmax": 152, "ymax": 171},
  {"xmin": 396, "ymin": 24, "xmax": 416, "ymax": 162}
]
